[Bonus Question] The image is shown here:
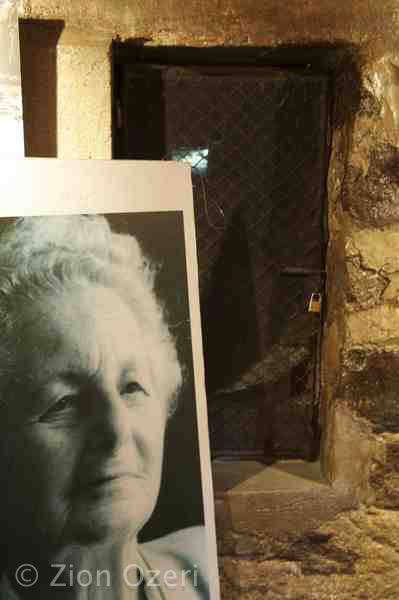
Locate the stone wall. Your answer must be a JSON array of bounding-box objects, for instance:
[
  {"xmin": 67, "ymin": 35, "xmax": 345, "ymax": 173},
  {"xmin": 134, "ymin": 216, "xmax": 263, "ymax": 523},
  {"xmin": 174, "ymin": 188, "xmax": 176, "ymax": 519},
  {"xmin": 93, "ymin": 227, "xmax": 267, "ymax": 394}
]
[
  {"xmin": 19, "ymin": 1, "xmax": 399, "ymax": 598},
  {"xmin": 322, "ymin": 56, "xmax": 399, "ymax": 506}
]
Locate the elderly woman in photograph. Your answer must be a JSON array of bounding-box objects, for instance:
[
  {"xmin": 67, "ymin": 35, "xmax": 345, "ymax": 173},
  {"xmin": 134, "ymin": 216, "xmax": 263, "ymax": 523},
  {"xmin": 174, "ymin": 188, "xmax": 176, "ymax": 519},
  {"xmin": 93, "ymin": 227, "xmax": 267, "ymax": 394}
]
[{"xmin": 0, "ymin": 216, "xmax": 209, "ymax": 600}]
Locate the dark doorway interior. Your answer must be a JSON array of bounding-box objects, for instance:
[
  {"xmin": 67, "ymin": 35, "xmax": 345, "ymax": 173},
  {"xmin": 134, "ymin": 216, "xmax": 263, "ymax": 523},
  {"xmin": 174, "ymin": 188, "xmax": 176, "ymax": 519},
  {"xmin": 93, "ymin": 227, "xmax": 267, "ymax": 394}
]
[{"xmin": 113, "ymin": 49, "xmax": 330, "ymax": 463}]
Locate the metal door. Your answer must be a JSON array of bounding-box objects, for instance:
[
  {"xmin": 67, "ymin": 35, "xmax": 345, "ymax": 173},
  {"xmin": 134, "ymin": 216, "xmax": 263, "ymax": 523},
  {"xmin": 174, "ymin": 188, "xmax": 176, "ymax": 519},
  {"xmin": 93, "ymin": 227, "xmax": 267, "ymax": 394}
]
[{"xmin": 115, "ymin": 63, "xmax": 329, "ymax": 462}]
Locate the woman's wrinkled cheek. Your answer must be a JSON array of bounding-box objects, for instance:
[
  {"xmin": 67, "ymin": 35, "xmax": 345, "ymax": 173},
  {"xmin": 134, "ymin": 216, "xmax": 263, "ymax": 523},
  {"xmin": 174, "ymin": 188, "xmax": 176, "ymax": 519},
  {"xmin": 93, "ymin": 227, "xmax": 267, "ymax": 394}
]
[{"xmin": 0, "ymin": 423, "xmax": 80, "ymax": 543}]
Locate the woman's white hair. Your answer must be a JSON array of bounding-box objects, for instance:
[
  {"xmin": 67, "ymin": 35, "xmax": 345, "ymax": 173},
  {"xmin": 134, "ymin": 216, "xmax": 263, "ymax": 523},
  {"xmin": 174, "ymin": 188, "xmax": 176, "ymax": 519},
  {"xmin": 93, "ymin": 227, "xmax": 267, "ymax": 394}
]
[{"xmin": 0, "ymin": 215, "xmax": 182, "ymax": 414}]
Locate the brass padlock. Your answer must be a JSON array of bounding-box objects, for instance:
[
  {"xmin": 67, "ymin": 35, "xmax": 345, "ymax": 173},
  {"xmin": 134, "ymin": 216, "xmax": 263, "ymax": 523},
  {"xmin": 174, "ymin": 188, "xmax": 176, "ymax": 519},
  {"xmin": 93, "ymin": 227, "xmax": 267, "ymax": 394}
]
[{"xmin": 308, "ymin": 292, "xmax": 322, "ymax": 313}]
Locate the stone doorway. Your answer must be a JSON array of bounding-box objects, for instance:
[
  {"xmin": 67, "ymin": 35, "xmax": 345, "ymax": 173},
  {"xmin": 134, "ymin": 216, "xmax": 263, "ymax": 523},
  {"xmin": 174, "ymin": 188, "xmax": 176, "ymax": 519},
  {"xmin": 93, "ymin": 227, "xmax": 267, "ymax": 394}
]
[{"xmin": 113, "ymin": 51, "xmax": 330, "ymax": 464}]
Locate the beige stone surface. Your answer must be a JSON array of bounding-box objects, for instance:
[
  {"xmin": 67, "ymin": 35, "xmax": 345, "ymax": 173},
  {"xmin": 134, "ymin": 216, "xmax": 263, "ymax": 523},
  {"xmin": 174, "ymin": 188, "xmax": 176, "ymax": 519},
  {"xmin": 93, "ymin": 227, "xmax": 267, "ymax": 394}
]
[
  {"xmin": 213, "ymin": 460, "xmax": 355, "ymax": 540},
  {"xmin": 321, "ymin": 405, "xmax": 375, "ymax": 501},
  {"xmin": 345, "ymin": 255, "xmax": 388, "ymax": 311},
  {"xmin": 323, "ymin": 52, "xmax": 399, "ymax": 510},
  {"xmin": 22, "ymin": 0, "xmax": 399, "ymax": 53},
  {"xmin": 218, "ymin": 507, "xmax": 399, "ymax": 599},
  {"xmin": 383, "ymin": 272, "xmax": 399, "ymax": 301},
  {"xmin": 341, "ymin": 349, "xmax": 399, "ymax": 435},
  {"xmin": 346, "ymin": 305, "xmax": 399, "ymax": 347},
  {"xmin": 363, "ymin": 55, "xmax": 399, "ymax": 148},
  {"xmin": 56, "ymin": 36, "xmax": 111, "ymax": 159},
  {"xmin": 345, "ymin": 59, "xmax": 399, "ymax": 227},
  {"xmin": 346, "ymin": 228, "xmax": 399, "ymax": 274},
  {"xmin": 20, "ymin": 25, "xmax": 112, "ymax": 159},
  {"xmin": 370, "ymin": 433, "xmax": 399, "ymax": 508}
]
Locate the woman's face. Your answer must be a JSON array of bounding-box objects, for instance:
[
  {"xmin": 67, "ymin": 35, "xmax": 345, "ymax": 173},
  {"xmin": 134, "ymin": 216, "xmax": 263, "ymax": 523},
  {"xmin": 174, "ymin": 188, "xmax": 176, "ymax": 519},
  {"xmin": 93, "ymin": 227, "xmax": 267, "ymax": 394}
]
[{"xmin": 0, "ymin": 283, "xmax": 167, "ymax": 554}]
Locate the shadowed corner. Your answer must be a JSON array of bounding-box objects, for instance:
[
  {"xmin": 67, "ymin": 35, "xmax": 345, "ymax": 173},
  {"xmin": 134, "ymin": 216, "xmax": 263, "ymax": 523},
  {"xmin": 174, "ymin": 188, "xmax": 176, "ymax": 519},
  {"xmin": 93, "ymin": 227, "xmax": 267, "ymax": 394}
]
[{"xmin": 19, "ymin": 18, "xmax": 64, "ymax": 158}]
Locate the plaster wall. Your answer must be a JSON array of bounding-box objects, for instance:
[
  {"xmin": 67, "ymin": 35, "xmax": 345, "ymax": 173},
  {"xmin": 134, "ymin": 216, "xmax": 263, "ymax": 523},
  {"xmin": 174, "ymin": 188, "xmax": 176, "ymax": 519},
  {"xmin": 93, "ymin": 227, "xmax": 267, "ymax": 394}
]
[
  {"xmin": 21, "ymin": 23, "xmax": 112, "ymax": 159},
  {"xmin": 22, "ymin": 0, "xmax": 399, "ymax": 53},
  {"xmin": 19, "ymin": 1, "xmax": 399, "ymax": 598},
  {"xmin": 56, "ymin": 38, "xmax": 111, "ymax": 159}
]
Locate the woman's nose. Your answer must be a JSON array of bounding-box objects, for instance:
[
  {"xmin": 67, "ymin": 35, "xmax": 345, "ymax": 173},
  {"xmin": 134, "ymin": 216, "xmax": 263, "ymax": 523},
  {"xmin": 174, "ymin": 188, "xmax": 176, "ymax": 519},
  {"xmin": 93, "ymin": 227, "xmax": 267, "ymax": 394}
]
[{"xmin": 89, "ymin": 388, "xmax": 131, "ymax": 454}]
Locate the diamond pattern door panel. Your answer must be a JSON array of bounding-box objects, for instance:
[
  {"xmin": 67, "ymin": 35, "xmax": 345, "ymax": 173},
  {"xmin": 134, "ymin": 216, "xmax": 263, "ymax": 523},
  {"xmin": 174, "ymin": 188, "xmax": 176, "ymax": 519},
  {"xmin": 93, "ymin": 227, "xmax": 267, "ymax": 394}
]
[{"xmin": 117, "ymin": 64, "xmax": 329, "ymax": 461}]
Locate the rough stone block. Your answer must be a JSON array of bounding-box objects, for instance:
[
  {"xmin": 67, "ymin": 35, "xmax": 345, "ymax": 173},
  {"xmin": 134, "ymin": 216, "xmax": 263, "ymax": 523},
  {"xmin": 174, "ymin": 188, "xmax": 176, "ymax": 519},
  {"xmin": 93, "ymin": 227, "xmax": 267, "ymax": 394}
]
[
  {"xmin": 344, "ymin": 56, "xmax": 399, "ymax": 228},
  {"xmin": 216, "ymin": 507, "xmax": 399, "ymax": 599},
  {"xmin": 346, "ymin": 144, "xmax": 399, "ymax": 227},
  {"xmin": 345, "ymin": 253, "xmax": 388, "ymax": 310},
  {"xmin": 346, "ymin": 305, "xmax": 399, "ymax": 348},
  {"xmin": 321, "ymin": 404, "xmax": 374, "ymax": 500},
  {"xmin": 383, "ymin": 272, "xmax": 399, "ymax": 301},
  {"xmin": 346, "ymin": 227, "xmax": 399, "ymax": 274},
  {"xmin": 370, "ymin": 434, "xmax": 399, "ymax": 508},
  {"xmin": 219, "ymin": 508, "xmax": 399, "ymax": 600},
  {"xmin": 342, "ymin": 350, "xmax": 399, "ymax": 432}
]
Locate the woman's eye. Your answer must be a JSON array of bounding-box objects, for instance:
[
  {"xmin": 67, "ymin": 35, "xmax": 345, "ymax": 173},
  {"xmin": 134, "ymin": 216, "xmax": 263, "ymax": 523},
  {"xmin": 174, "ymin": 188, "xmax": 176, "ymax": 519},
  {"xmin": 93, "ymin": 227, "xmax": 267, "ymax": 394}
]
[
  {"xmin": 122, "ymin": 381, "xmax": 147, "ymax": 396},
  {"xmin": 41, "ymin": 394, "xmax": 77, "ymax": 419}
]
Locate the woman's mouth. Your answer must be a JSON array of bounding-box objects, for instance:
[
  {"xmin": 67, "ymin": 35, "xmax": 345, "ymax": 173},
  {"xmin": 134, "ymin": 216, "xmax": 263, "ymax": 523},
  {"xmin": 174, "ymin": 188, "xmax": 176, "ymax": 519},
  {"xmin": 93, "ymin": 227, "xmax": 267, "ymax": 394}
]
[{"xmin": 74, "ymin": 469, "xmax": 144, "ymax": 497}]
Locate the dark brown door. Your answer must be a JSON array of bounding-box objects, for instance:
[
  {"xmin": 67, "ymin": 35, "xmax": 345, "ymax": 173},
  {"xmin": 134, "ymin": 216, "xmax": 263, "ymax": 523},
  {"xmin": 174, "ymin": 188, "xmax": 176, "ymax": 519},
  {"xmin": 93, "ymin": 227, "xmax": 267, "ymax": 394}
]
[{"xmin": 115, "ymin": 63, "xmax": 329, "ymax": 462}]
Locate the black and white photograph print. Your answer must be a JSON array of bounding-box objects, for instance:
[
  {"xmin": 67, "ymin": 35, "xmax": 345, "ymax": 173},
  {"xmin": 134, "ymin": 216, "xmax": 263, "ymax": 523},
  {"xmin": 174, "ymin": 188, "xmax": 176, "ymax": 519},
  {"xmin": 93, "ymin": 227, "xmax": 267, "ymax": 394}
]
[{"xmin": 0, "ymin": 159, "xmax": 220, "ymax": 600}]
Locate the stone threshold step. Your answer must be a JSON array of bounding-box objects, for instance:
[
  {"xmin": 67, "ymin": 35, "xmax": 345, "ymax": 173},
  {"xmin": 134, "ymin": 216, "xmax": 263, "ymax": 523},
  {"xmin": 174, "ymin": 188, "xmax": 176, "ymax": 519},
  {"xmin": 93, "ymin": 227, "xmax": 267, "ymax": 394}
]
[{"xmin": 212, "ymin": 460, "xmax": 355, "ymax": 536}]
